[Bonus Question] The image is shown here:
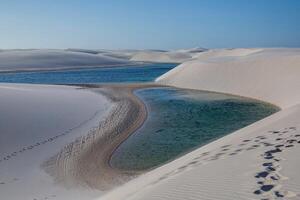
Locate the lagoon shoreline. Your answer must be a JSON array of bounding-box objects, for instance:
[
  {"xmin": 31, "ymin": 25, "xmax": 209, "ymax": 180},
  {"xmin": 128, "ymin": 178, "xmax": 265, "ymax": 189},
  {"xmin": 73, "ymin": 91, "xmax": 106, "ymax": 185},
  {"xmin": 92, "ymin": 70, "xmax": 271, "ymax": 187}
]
[
  {"xmin": 101, "ymin": 48, "xmax": 300, "ymax": 200},
  {"xmin": 42, "ymin": 83, "xmax": 167, "ymax": 190}
]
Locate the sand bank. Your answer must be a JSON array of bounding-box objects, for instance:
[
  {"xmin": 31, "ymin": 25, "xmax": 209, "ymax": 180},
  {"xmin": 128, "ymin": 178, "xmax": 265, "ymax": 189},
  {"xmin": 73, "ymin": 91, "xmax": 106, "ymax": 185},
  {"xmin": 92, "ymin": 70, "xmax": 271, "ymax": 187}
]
[
  {"xmin": 42, "ymin": 84, "xmax": 155, "ymax": 191},
  {"xmin": 100, "ymin": 48, "xmax": 300, "ymax": 200}
]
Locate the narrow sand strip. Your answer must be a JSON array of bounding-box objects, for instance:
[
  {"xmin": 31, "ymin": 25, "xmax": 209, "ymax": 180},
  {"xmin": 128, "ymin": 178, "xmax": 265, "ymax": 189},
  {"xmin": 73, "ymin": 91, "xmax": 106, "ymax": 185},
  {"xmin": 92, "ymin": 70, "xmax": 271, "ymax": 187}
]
[{"xmin": 42, "ymin": 83, "xmax": 163, "ymax": 190}]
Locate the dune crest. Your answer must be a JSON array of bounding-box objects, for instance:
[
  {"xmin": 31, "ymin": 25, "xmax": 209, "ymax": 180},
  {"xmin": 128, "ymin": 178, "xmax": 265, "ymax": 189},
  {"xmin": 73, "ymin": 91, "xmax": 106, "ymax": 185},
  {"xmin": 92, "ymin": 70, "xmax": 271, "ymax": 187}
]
[{"xmin": 130, "ymin": 49, "xmax": 202, "ymax": 63}]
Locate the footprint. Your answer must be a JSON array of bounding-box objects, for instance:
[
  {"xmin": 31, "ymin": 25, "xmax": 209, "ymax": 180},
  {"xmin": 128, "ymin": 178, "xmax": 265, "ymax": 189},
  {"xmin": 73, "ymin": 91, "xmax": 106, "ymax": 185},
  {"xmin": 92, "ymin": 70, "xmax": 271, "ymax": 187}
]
[
  {"xmin": 294, "ymin": 134, "xmax": 300, "ymax": 137},
  {"xmin": 275, "ymin": 191, "xmax": 284, "ymax": 197},
  {"xmin": 260, "ymin": 184, "xmax": 274, "ymax": 192},
  {"xmin": 221, "ymin": 145, "xmax": 231, "ymax": 148},
  {"xmin": 285, "ymin": 145, "xmax": 294, "ymax": 148},
  {"xmin": 270, "ymin": 175, "xmax": 279, "ymax": 181},
  {"xmin": 286, "ymin": 139, "xmax": 297, "ymax": 144},
  {"xmin": 262, "ymin": 162, "xmax": 273, "ymax": 167},
  {"xmin": 255, "ymin": 171, "xmax": 269, "ymax": 178},
  {"xmin": 201, "ymin": 152, "xmax": 210, "ymax": 156},
  {"xmin": 265, "ymin": 148, "xmax": 282, "ymax": 154},
  {"xmin": 272, "ymin": 131, "xmax": 280, "ymax": 134},
  {"xmin": 282, "ymin": 131, "xmax": 288, "ymax": 133},
  {"xmin": 242, "ymin": 139, "xmax": 251, "ymax": 142},
  {"xmin": 235, "ymin": 149, "xmax": 243, "ymax": 152},
  {"xmin": 275, "ymin": 144, "xmax": 284, "ymax": 148},
  {"xmin": 262, "ymin": 142, "xmax": 274, "ymax": 147},
  {"xmin": 221, "ymin": 148, "xmax": 229, "ymax": 152},
  {"xmin": 253, "ymin": 127, "xmax": 300, "ymax": 198},
  {"xmin": 253, "ymin": 190, "xmax": 262, "ymax": 195}
]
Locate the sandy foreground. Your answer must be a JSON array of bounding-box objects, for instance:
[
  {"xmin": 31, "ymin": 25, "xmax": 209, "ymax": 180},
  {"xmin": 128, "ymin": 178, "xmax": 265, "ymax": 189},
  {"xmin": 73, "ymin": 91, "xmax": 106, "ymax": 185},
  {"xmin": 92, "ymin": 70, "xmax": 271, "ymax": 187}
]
[
  {"xmin": 0, "ymin": 82, "xmax": 161, "ymax": 200},
  {"xmin": 0, "ymin": 83, "xmax": 118, "ymax": 200},
  {"xmin": 0, "ymin": 83, "xmax": 137, "ymax": 200},
  {"xmin": 100, "ymin": 48, "xmax": 300, "ymax": 200}
]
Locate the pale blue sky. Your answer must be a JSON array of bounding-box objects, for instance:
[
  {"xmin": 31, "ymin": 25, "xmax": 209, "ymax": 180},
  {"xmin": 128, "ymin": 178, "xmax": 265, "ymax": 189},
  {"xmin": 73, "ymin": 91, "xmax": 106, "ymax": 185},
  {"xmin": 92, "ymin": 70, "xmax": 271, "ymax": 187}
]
[{"xmin": 1, "ymin": 0, "xmax": 300, "ymax": 49}]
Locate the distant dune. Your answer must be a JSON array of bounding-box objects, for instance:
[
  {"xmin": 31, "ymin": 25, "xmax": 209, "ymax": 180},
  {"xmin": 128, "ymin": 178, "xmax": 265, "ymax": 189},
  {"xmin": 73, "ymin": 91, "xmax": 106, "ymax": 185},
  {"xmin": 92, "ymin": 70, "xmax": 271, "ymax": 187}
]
[
  {"xmin": 130, "ymin": 50, "xmax": 195, "ymax": 63},
  {"xmin": 0, "ymin": 48, "xmax": 208, "ymax": 72},
  {"xmin": 175, "ymin": 47, "xmax": 208, "ymax": 54},
  {"xmin": 0, "ymin": 49, "xmax": 130, "ymax": 72}
]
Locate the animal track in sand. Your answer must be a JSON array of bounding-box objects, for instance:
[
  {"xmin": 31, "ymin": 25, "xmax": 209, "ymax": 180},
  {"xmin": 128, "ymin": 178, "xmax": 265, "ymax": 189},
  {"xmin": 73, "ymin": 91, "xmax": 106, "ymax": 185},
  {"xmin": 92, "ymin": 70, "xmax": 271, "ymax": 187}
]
[
  {"xmin": 0, "ymin": 111, "xmax": 100, "ymax": 164},
  {"xmin": 149, "ymin": 129, "xmax": 283, "ymax": 186},
  {"xmin": 253, "ymin": 126, "xmax": 299, "ymax": 199},
  {"xmin": 147, "ymin": 126, "xmax": 299, "ymax": 199}
]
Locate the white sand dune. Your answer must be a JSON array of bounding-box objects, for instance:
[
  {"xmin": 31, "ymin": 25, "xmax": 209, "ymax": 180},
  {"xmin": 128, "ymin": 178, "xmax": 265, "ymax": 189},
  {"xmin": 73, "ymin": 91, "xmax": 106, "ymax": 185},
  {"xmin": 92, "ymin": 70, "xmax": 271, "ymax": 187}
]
[
  {"xmin": 65, "ymin": 48, "xmax": 135, "ymax": 59},
  {"xmin": 157, "ymin": 48, "xmax": 300, "ymax": 108},
  {"xmin": 0, "ymin": 83, "xmax": 115, "ymax": 200},
  {"xmin": 0, "ymin": 49, "xmax": 130, "ymax": 72},
  {"xmin": 100, "ymin": 48, "xmax": 300, "ymax": 200},
  {"xmin": 193, "ymin": 48, "xmax": 263, "ymax": 59},
  {"xmin": 175, "ymin": 47, "xmax": 208, "ymax": 54},
  {"xmin": 130, "ymin": 50, "xmax": 195, "ymax": 63},
  {"xmin": 130, "ymin": 48, "xmax": 208, "ymax": 63}
]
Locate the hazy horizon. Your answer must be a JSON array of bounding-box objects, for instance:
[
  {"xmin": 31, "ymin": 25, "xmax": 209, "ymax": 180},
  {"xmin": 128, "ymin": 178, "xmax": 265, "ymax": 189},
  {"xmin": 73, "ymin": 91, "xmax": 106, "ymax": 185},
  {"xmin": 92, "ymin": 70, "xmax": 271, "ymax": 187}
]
[{"xmin": 1, "ymin": 0, "xmax": 300, "ymax": 50}]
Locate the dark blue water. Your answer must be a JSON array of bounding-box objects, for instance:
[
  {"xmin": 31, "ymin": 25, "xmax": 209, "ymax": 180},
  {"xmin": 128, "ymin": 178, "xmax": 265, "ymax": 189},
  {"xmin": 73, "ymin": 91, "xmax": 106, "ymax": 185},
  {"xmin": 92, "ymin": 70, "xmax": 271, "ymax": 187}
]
[
  {"xmin": 0, "ymin": 63, "xmax": 176, "ymax": 84},
  {"xmin": 110, "ymin": 88, "xmax": 279, "ymax": 171}
]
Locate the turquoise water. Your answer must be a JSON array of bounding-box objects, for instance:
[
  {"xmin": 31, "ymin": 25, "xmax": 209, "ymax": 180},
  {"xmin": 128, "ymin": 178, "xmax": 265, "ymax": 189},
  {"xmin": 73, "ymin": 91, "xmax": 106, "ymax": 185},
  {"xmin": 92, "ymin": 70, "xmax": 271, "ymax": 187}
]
[
  {"xmin": 110, "ymin": 88, "xmax": 279, "ymax": 171},
  {"xmin": 0, "ymin": 63, "xmax": 176, "ymax": 84},
  {"xmin": 0, "ymin": 64, "xmax": 279, "ymax": 171}
]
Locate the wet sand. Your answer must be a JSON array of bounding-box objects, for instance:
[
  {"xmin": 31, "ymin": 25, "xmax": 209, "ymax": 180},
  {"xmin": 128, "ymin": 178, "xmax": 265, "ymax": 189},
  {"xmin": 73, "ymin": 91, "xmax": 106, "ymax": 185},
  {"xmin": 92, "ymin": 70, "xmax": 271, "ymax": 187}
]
[{"xmin": 43, "ymin": 83, "xmax": 163, "ymax": 190}]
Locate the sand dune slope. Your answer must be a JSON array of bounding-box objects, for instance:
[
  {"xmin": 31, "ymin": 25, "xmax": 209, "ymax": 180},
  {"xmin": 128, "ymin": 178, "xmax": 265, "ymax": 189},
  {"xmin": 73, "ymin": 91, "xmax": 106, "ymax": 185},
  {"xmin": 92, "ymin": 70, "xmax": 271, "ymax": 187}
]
[
  {"xmin": 157, "ymin": 48, "xmax": 300, "ymax": 108},
  {"xmin": 0, "ymin": 83, "xmax": 114, "ymax": 200},
  {"xmin": 130, "ymin": 50, "xmax": 194, "ymax": 63}
]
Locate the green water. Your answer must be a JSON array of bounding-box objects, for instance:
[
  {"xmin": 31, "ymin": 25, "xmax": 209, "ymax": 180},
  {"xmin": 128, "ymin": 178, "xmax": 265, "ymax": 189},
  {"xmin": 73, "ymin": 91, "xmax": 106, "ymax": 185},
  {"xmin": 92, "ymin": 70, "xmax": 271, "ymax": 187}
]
[{"xmin": 110, "ymin": 87, "xmax": 279, "ymax": 171}]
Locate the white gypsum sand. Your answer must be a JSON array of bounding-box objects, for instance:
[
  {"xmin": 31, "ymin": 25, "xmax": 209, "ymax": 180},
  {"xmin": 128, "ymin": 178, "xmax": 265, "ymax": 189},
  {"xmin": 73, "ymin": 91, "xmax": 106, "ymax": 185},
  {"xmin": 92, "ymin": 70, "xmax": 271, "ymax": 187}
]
[
  {"xmin": 130, "ymin": 50, "xmax": 194, "ymax": 63},
  {"xmin": 0, "ymin": 49, "xmax": 130, "ymax": 72},
  {"xmin": 100, "ymin": 48, "xmax": 300, "ymax": 200},
  {"xmin": 0, "ymin": 83, "xmax": 115, "ymax": 200}
]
